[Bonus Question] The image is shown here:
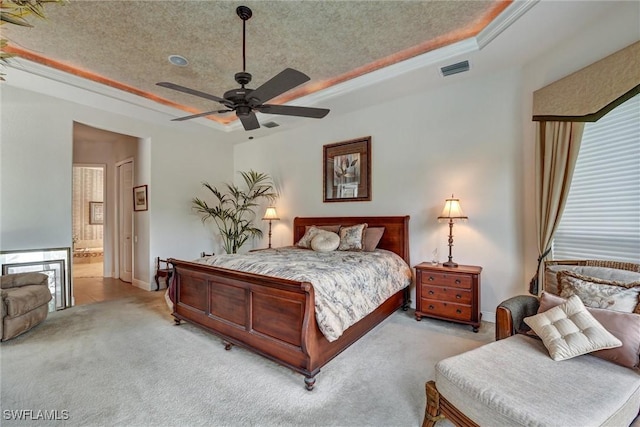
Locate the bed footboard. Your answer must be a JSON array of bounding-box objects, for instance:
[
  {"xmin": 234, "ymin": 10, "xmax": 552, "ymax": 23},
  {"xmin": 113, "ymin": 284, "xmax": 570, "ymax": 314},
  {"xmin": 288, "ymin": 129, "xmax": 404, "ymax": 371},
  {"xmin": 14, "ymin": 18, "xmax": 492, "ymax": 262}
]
[{"xmin": 168, "ymin": 258, "xmax": 323, "ymax": 387}]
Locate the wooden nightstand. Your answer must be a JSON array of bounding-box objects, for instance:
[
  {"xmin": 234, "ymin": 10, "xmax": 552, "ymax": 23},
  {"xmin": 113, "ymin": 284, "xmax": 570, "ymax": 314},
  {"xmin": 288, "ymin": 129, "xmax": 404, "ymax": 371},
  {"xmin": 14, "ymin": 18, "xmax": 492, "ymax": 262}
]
[{"xmin": 414, "ymin": 263, "xmax": 482, "ymax": 332}]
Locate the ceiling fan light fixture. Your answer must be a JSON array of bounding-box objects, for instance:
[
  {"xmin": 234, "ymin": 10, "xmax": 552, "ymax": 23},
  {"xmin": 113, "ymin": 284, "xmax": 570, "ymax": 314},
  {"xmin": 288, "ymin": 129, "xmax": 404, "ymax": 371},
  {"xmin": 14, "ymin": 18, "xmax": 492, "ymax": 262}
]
[
  {"xmin": 168, "ymin": 55, "xmax": 189, "ymax": 67},
  {"xmin": 236, "ymin": 106, "xmax": 251, "ymax": 117}
]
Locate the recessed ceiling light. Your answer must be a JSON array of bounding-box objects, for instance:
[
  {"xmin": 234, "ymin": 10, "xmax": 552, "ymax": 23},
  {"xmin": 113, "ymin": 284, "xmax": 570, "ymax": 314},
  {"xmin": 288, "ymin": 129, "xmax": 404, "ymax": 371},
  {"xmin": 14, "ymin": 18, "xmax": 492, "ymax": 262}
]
[{"xmin": 168, "ymin": 55, "xmax": 188, "ymax": 67}]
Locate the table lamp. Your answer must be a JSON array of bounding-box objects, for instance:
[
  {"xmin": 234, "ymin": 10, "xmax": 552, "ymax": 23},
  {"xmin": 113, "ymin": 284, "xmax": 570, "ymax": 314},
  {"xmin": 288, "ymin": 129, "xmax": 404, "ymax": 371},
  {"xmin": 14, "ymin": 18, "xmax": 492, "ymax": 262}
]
[
  {"xmin": 437, "ymin": 195, "xmax": 468, "ymax": 267},
  {"xmin": 262, "ymin": 207, "xmax": 280, "ymax": 248}
]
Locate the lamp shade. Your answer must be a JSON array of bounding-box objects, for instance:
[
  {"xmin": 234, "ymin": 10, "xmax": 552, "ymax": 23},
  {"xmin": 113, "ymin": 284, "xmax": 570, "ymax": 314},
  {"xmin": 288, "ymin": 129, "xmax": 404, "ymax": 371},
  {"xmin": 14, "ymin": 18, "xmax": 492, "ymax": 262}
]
[
  {"xmin": 437, "ymin": 195, "xmax": 468, "ymax": 222},
  {"xmin": 262, "ymin": 207, "xmax": 280, "ymax": 221}
]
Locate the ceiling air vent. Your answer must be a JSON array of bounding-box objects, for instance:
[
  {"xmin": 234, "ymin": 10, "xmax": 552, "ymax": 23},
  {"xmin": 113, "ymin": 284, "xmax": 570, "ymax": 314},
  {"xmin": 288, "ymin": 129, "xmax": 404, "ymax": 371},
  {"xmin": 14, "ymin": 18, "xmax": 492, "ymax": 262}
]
[
  {"xmin": 440, "ymin": 60, "xmax": 470, "ymax": 77},
  {"xmin": 263, "ymin": 121, "xmax": 280, "ymax": 128}
]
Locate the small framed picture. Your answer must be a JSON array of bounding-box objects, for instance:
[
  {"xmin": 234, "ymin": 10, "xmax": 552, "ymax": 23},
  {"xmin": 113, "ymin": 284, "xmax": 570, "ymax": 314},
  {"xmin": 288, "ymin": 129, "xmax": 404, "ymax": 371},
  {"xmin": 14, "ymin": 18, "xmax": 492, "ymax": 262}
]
[
  {"xmin": 89, "ymin": 201, "xmax": 104, "ymax": 225},
  {"xmin": 133, "ymin": 185, "xmax": 148, "ymax": 211},
  {"xmin": 323, "ymin": 136, "xmax": 371, "ymax": 202}
]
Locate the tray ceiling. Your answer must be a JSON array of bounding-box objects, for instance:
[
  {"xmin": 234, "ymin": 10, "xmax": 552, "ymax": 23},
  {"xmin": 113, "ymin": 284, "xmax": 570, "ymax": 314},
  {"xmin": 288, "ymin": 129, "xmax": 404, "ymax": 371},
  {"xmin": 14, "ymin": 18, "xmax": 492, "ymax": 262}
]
[{"xmin": 4, "ymin": 1, "xmax": 511, "ymax": 127}]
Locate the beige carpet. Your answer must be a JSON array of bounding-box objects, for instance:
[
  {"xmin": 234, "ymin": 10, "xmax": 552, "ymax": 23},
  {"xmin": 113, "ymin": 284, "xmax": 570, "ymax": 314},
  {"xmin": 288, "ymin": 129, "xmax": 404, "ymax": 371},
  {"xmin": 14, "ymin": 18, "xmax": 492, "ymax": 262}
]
[{"xmin": 0, "ymin": 291, "xmax": 493, "ymax": 426}]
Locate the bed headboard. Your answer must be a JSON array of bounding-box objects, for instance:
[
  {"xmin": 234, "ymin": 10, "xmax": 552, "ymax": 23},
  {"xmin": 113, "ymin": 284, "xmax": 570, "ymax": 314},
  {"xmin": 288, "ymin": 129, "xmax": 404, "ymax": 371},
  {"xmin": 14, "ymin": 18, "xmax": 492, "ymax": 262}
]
[{"xmin": 293, "ymin": 216, "xmax": 410, "ymax": 264}]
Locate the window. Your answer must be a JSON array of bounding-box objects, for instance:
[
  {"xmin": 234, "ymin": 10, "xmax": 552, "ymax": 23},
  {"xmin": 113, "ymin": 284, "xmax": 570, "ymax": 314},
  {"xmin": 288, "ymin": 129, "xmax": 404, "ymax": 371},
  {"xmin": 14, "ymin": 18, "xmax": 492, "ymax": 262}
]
[{"xmin": 552, "ymin": 94, "xmax": 640, "ymax": 263}]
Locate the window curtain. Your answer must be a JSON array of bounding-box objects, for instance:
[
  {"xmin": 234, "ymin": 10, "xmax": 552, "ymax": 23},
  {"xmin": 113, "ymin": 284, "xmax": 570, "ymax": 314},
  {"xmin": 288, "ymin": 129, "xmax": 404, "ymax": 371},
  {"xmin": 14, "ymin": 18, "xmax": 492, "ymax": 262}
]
[{"xmin": 529, "ymin": 121, "xmax": 584, "ymax": 295}]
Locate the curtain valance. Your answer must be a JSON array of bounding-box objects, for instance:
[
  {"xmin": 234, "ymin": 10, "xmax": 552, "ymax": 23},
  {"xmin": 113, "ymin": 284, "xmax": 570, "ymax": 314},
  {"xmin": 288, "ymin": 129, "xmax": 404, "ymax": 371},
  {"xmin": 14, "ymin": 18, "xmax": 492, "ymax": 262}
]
[{"xmin": 533, "ymin": 41, "xmax": 640, "ymax": 122}]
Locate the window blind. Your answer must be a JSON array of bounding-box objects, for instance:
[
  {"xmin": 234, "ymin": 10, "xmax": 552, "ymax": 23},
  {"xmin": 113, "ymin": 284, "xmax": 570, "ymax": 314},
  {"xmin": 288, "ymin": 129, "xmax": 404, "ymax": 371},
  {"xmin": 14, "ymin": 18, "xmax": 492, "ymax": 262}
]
[{"xmin": 552, "ymin": 94, "xmax": 640, "ymax": 263}]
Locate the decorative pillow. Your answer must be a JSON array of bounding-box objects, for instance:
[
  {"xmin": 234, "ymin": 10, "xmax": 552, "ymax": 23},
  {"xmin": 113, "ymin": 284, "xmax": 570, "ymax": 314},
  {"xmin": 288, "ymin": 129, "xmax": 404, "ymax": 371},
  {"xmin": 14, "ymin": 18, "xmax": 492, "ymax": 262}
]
[
  {"xmin": 538, "ymin": 292, "xmax": 640, "ymax": 368},
  {"xmin": 557, "ymin": 270, "xmax": 640, "ymax": 314},
  {"xmin": 337, "ymin": 223, "xmax": 368, "ymax": 251},
  {"xmin": 362, "ymin": 227, "xmax": 385, "ymax": 252},
  {"xmin": 524, "ymin": 295, "xmax": 622, "ymax": 361},
  {"xmin": 296, "ymin": 226, "xmax": 322, "ymax": 248},
  {"xmin": 297, "ymin": 225, "xmax": 341, "ymax": 248},
  {"xmin": 304, "ymin": 224, "xmax": 341, "ymax": 234},
  {"xmin": 544, "ymin": 265, "xmax": 640, "ymax": 296},
  {"xmin": 310, "ymin": 231, "xmax": 340, "ymax": 253}
]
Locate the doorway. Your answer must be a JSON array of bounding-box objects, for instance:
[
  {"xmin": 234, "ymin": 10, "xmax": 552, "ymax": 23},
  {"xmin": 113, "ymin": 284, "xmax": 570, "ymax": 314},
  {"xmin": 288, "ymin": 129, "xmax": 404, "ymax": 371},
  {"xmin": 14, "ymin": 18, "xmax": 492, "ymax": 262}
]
[
  {"xmin": 72, "ymin": 122, "xmax": 141, "ymax": 305},
  {"xmin": 72, "ymin": 165, "xmax": 105, "ymax": 279}
]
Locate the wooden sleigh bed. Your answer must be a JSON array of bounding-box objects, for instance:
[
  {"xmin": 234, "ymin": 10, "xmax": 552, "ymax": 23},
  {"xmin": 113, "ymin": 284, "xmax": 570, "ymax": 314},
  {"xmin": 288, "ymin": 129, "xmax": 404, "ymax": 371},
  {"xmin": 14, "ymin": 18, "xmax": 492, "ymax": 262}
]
[{"xmin": 168, "ymin": 216, "xmax": 411, "ymax": 390}]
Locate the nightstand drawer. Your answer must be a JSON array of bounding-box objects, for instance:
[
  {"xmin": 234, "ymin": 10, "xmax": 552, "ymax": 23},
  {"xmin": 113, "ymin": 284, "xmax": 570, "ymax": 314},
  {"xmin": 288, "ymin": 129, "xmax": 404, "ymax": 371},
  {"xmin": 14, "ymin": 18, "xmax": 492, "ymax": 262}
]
[
  {"xmin": 421, "ymin": 285, "xmax": 471, "ymax": 304},
  {"xmin": 419, "ymin": 271, "xmax": 472, "ymax": 289},
  {"xmin": 420, "ymin": 299, "xmax": 471, "ymax": 321}
]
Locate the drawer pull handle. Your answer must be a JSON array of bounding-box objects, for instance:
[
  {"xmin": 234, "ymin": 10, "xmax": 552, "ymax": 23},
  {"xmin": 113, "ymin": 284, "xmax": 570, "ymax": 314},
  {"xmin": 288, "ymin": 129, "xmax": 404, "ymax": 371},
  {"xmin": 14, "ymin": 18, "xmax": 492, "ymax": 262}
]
[
  {"xmin": 428, "ymin": 290, "xmax": 434, "ymax": 295},
  {"xmin": 455, "ymin": 279, "xmax": 461, "ymax": 284},
  {"xmin": 456, "ymin": 294, "xmax": 462, "ymax": 299},
  {"xmin": 428, "ymin": 276, "xmax": 435, "ymax": 281},
  {"xmin": 456, "ymin": 309, "xmax": 462, "ymax": 314},
  {"xmin": 429, "ymin": 305, "xmax": 435, "ymax": 310}
]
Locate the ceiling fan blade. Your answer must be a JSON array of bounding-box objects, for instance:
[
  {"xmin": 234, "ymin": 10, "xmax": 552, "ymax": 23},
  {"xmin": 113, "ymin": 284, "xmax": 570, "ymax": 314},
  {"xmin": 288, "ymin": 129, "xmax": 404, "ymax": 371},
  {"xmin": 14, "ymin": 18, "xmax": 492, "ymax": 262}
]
[
  {"xmin": 239, "ymin": 111, "xmax": 260, "ymax": 131},
  {"xmin": 171, "ymin": 109, "xmax": 233, "ymax": 122},
  {"xmin": 157, "ymin": 82, "xmax": 232, "ymax": 107},
  {"xmin": 257, "ymin": 104, "xmax": 330, "ymax": 119},
  {"xmin": 249, "ymin": 68, "xmax": 310, "ymax": 105}
]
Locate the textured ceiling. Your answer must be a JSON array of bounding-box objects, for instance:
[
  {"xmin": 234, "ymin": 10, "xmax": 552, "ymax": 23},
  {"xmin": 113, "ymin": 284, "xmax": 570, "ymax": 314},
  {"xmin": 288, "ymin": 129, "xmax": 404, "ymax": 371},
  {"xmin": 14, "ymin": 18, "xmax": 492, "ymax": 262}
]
[{"xmin": 5, "ymin": 1, "xmax": 511, "ymax": 126}]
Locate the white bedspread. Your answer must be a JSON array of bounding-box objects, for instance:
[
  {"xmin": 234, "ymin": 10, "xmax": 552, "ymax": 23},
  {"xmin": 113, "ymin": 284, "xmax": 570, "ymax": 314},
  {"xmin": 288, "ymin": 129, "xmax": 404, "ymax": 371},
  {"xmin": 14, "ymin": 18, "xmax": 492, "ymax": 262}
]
[{"xmin": 195, "ymin": 247, "xmax": 412, "ymax": 342}]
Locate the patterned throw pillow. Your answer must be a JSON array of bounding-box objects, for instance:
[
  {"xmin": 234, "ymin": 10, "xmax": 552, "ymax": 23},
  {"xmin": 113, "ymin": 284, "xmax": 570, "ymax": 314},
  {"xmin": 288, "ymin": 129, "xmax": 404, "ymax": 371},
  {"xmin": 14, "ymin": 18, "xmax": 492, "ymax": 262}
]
[
  {"xmin": 557, "ymin": 270, "xmax": 640, "ymax": 314},
  {"xmin": 524, "ymin": 295, "xmax": 622, "ymax": 361},
  {"xmin": 337, "ymin": 223, "xmax": 368, "ymax": 251}
]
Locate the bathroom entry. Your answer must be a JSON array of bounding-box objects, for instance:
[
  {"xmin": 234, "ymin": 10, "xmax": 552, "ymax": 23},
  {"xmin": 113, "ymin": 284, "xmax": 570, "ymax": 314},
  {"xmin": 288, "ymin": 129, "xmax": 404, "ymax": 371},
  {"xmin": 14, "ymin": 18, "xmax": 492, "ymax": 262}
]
[{"xmin": 72, "ymin": 165, "xmax": 105, "ymax": 278}]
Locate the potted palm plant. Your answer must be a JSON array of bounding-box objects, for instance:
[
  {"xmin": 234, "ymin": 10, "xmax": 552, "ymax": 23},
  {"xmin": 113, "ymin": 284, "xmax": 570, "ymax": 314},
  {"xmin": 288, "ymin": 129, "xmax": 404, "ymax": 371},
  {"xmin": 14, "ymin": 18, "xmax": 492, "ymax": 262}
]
[{"xmin": 192, "ymin": 170, "xmax": 277, "ymax": 254}]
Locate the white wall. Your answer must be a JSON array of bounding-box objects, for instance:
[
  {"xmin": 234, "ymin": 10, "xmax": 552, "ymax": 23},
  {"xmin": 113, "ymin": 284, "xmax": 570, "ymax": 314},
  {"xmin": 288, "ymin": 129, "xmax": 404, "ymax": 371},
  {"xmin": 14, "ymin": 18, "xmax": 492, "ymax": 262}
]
[
  {"xmin": 234, "ymin": 68, "xmax": 524, "ymax": 320},
  {"xmin": 1, "ymin": 84, "xmax": 234, "ymax": 289}
]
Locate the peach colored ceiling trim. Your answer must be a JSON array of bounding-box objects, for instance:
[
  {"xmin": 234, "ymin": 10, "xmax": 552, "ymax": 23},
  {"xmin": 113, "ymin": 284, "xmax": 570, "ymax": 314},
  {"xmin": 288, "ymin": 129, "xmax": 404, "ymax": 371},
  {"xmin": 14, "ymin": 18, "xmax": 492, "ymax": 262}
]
[
  {"xmin": 5, "ymin": 1, "xmax": 510, "ymax": 125},
  {"xmin": 4, "ymin": 44, "xmax": 228, "ymax": 124}
]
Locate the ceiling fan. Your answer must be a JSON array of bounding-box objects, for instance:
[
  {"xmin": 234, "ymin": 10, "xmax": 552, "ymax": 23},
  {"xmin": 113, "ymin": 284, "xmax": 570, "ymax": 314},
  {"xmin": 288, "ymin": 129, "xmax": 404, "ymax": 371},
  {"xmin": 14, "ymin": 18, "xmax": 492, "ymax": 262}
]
[{"xmin": 157, "ymin": 5, "xmax": 330, "ymax": 131}]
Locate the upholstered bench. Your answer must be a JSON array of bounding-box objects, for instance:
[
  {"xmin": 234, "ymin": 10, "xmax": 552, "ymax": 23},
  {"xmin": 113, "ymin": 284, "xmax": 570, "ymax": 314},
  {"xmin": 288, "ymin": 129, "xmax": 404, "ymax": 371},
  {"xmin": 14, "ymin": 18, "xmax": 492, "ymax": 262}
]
[
  {"xmin": 424, "ymin": 334, "xmax": 640, "ymax": 426},
  {"xmin": 424, "ymin": 260, "xmax": 640, "ymax": 427},
  {"xmin": 1, "ymin": 272, "xmax": 52, "ymax": 341}
]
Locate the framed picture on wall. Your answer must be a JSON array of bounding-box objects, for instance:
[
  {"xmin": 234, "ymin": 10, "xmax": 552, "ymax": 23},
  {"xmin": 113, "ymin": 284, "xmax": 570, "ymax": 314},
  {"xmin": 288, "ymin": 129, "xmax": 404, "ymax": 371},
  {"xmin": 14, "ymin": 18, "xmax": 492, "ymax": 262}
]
[
  {"xmin": 89, "ymin": 201, "xmax": 104, "ymax": 224},
  {"xmin": 133, "ymin": 185, "xmax": 148, "ymax": 211},
  {"xmin": 323, "ymin": 136, "xmax": 371, "ymax": 202}
]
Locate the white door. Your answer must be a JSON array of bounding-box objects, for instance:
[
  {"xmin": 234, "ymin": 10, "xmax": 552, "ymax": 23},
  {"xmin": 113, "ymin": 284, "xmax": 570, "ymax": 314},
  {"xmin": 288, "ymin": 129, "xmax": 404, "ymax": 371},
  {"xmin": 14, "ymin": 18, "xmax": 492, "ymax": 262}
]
[{"xmin": 118, "ymin": 161, "xmax": 133, "ymax": 282}]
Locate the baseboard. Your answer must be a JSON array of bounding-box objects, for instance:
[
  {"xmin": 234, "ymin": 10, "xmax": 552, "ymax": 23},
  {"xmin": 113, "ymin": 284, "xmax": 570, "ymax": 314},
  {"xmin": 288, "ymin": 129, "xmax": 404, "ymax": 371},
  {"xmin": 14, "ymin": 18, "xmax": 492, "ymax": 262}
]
[
  {"xmin": 482, "ymin": 310, "xmax": 496, "ymax": 323},
  {"xmin": 132, "ymin": 278, "xmax": 151, "ymax": 291}
]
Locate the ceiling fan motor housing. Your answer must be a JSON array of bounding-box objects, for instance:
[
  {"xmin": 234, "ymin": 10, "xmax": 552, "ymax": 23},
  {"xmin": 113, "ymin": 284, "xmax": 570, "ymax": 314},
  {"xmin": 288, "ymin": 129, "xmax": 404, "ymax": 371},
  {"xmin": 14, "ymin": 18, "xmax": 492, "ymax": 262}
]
[{"xmin": 235, "ymin": 71, "xmax": 252, "ymax": 86}]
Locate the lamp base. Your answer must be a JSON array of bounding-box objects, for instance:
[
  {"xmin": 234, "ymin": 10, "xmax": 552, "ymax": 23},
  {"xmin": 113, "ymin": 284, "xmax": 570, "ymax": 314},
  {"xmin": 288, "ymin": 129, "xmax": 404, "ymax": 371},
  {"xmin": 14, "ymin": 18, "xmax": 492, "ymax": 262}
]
[{"xmin": 443, "ymin": 261, "xmax": 459, "ymax": 268}]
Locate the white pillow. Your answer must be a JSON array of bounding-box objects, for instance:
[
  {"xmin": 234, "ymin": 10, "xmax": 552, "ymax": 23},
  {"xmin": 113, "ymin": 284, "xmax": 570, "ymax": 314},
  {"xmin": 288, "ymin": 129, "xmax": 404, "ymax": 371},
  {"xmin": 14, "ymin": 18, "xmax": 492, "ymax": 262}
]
[
  {"xmin": 524, "ymin": 295, "xmax": 622, "ymax": 361},
  {"xmin": 310, "ymin": 231, "xmax": 340, "ymax": 252},
  {"xmin": 296, "ymin": 226, "xmax": 322, "ymax": 248}
]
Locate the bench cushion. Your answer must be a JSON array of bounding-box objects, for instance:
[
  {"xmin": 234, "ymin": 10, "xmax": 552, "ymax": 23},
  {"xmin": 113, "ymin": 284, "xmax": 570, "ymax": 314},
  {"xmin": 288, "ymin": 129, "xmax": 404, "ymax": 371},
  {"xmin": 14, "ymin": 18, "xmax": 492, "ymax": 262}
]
[{"xmin": 436, "ymin": 334, "xmax": 640, "ymax": 427}]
